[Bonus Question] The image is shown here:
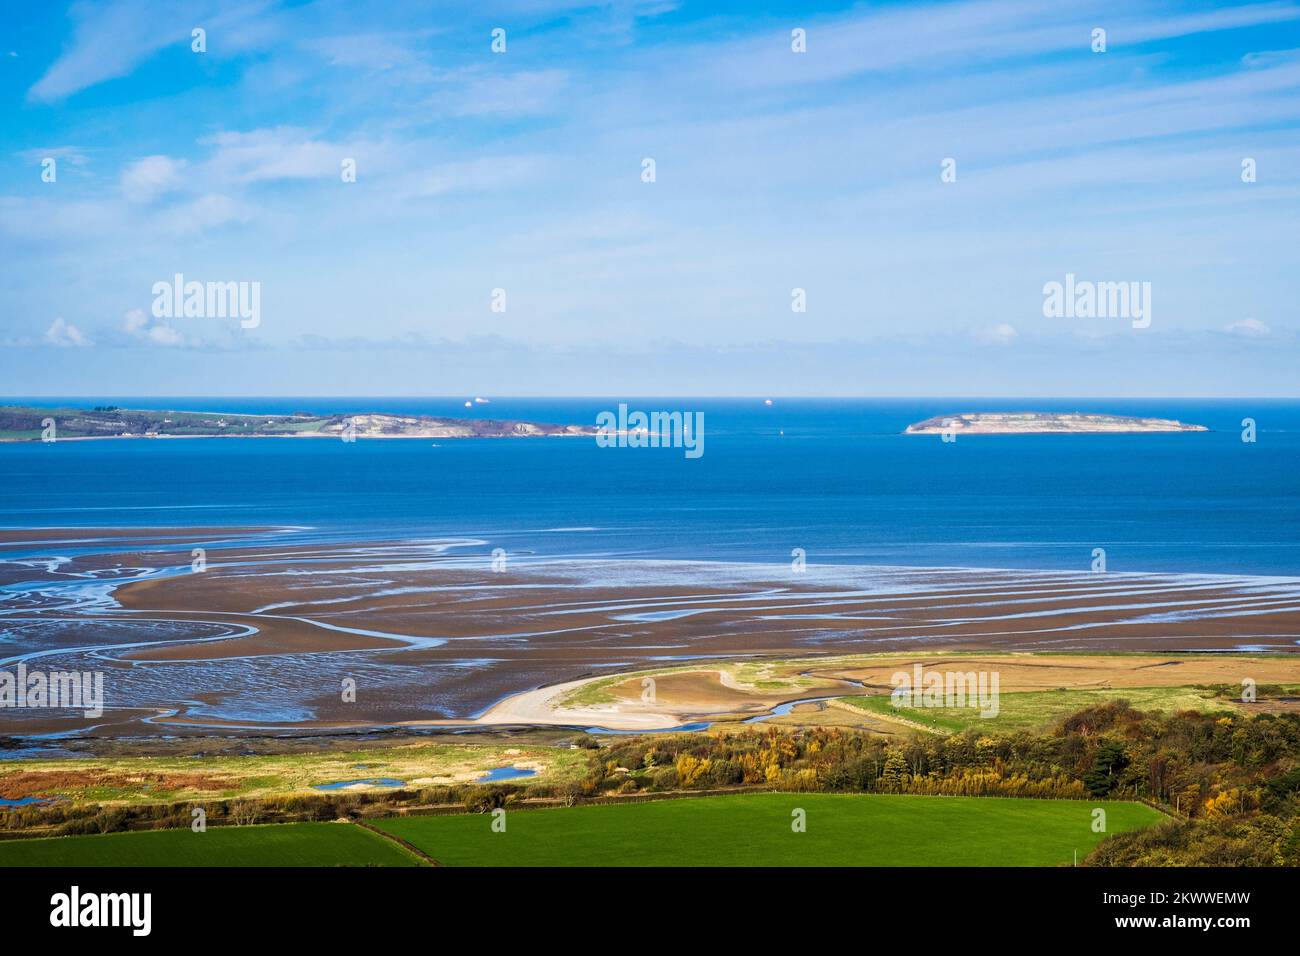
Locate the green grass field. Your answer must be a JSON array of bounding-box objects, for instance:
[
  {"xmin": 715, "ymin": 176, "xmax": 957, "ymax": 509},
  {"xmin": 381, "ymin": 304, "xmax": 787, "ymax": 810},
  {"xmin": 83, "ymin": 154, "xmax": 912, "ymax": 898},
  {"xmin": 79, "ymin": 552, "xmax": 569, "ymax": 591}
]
[
  {"xmin": 0, "ymin": 822, "xmax": 423, "ymax": 867},
  {"xmin": 375, "ymin": 793, "xmax": 1164, "ymax": 866},
  {"xmin": 841, "ymin": 686, "xmax": 1239, "ymax": 734}
]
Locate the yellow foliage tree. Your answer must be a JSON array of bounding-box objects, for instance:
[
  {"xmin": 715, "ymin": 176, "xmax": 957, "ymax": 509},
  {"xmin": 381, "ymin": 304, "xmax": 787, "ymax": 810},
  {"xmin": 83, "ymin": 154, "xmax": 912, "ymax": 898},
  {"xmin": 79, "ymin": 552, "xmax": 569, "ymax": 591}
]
[{"xmin": 674, "ymin": 754, "xmax": 712, "ymax": 788}]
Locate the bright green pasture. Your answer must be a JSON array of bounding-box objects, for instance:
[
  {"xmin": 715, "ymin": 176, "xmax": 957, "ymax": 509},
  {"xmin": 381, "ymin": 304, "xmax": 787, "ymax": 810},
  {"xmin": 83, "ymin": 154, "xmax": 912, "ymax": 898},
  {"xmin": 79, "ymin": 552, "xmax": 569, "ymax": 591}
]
[
  {"xmin": 375, "ymin": 792, "xmax": 1162, "ymax": 866},
  {"xmin": 0, "ymin": 821, "xmax": 423, "ymax": 867}
]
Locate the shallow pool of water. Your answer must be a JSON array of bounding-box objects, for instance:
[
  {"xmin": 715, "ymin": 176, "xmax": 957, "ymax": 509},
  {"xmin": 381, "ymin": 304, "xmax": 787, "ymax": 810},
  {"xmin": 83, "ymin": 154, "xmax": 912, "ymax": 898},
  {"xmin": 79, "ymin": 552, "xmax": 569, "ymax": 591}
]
[
  {"xmin": 743, "ymin": 696, "xmax": 840, "ymax": 723},
  {"xmin": 476, "ymin": 766, "xmax": 538, "ymax": 783},
  {"xmin": 0, "ymin": 795, "xmax": 56, "ymax": 808}
]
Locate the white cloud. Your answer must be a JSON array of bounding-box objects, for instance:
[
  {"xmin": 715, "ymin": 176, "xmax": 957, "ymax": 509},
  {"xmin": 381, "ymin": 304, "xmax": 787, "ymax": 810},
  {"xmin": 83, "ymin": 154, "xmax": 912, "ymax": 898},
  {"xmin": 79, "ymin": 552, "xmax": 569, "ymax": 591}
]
[
  {"xmin": 203, "ymin": 128, "xmax": 341, "ymax": 183},
  {"xmin": 123, "ymin": 308, "xmax": 184, "ymax": 346},
  {"xmin": 977, "ymin": 323, "xmax": 1019, "ymax": 345},
  {"xmin": 146, "ymin": 324, "xmax": 185, "ymax": 346},
  {"xmin": 1224, "ymin": 318, "xmax": 1270, "ymax": 338},
  {"xmin": 403, "ymin": 155, "xmax": 545, "ymax": 197},
  {"xmin": 122, "ymin": 308, "xmax": 148, "ymax": 334},
  {"xmin": 28, "ymin": 0, "xmax": 277, "ymax": 102},
  {"xmin": 45, "ymin": 317, "xmax": 91, "ymax": 347},
  {"xmin": 444, "ymin": 69, "xmax": 570, "ymax": 117},
  {"xmin": 28, "ymin": 0, "xmax": 188, "ymax": 101},
  {"xmin": 20, "ymin": 146, "xmax": 89, "ymax": 167},
  {"xmin": 121, "ymin": 155, "xmax": 186, "ymax": 202},
  {"xmin": 153, "ymin": 193, "xmax": 254, "ymax": 236},
  {"xmin": 301, "ymin": 30, "xmax": 440, "ymax": 75}
]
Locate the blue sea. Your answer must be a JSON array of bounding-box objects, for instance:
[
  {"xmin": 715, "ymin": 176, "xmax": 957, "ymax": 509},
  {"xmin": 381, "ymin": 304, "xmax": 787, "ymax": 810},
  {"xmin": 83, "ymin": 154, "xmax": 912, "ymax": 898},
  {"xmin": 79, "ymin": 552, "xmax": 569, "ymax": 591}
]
[{"xmin": 1, "ymin": 397, "xmax": 1296, "ymax": 576}]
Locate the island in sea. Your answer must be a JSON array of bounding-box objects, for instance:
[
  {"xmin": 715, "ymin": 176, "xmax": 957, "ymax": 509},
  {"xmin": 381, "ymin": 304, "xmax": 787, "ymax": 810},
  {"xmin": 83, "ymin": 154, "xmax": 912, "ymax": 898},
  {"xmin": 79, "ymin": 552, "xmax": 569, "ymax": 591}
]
[
  {"xmin": 904, "ymin": 411, "xmax": 1208, "ymax": 435},
  {"xmin": 0, "ymin": 404, "xmax": 594, "ymax": 442}
]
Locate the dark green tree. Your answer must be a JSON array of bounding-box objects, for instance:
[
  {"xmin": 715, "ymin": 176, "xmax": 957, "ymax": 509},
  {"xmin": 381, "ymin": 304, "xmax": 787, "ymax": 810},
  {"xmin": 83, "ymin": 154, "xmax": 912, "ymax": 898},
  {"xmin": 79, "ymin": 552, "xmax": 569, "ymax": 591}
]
[{"xmin": 1083, "ymin": 741, "xmax": 1130, "ymax": 796}]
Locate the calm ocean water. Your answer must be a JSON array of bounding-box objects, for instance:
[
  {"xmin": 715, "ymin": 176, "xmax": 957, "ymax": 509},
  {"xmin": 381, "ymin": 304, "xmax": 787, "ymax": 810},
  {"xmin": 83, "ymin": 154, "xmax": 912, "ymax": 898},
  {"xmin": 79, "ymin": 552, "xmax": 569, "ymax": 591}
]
[{"xmin": 1, "ymin": 397, "xmax": 1296, "ymax": 576}]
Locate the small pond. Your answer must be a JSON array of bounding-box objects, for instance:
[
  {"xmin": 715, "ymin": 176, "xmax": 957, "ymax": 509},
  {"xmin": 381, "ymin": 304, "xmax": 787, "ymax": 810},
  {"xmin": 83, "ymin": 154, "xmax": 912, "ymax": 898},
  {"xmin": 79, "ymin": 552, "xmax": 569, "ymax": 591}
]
[{"xmin": 477, "ymin": 766, "xmax": 538, "ymax": 783}]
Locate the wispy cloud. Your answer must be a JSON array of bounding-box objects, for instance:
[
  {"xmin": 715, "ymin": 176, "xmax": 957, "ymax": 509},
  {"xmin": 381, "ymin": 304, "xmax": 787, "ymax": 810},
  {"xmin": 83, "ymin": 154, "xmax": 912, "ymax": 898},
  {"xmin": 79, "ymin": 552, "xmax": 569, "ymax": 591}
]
[
  {"xmin": 5, "ymin": 0, "xmax": 1300, "ymax": 394},
  {"xmin": 28, "ymin": 0, "xmax": 277, "ymax": 102},
  {"xmin": 201, "ymin": 128, "xmax": 344, "ymax": 184}
]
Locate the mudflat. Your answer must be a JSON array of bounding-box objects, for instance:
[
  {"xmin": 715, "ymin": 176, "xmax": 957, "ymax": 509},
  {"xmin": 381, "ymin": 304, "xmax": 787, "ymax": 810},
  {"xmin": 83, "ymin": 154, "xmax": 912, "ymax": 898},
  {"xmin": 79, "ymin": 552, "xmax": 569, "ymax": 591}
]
[{"xmin": 2, "ymin": 528, "xmax": 1297, "ymax": 736}]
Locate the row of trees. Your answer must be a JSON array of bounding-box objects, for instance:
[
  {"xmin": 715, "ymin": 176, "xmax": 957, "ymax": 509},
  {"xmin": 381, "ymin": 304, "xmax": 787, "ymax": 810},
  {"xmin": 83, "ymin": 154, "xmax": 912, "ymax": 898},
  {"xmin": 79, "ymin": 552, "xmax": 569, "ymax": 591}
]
[{"xmin": 577, "ymin": 701, "xmax": 1300, "ymax": 864}]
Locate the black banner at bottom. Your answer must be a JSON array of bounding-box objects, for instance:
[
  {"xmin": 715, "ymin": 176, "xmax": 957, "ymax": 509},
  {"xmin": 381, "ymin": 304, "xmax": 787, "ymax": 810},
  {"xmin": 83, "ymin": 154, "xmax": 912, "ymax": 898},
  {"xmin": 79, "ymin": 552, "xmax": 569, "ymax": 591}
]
[{"xmin": 7, "ymin": 866, "xmax": 1281, "ymax": 942}]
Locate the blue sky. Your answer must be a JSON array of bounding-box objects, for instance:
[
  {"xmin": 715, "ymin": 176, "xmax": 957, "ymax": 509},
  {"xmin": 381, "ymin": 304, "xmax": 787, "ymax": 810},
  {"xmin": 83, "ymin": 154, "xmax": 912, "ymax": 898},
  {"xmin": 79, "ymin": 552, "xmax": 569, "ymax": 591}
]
[{"xmin": 1, "ymin": 0, "xmax": 1298, "ymax": 396}]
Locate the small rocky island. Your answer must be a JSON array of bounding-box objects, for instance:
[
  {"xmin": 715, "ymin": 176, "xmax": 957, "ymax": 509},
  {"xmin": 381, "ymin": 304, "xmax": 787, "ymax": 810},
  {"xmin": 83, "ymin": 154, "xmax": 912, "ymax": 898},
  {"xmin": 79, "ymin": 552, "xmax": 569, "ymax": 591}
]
[
  {"xmin": 904, "ymin": 412, "xmax": 1208, "ymax": 435},
  {"xmin": 0, "ymin": 405, "xmax": 594, "ymax": 441}
]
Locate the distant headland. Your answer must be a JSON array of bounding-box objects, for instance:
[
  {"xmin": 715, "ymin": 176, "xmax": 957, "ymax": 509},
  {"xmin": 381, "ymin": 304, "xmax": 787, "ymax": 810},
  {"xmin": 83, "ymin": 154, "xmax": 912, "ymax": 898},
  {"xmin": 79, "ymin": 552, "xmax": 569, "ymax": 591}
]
[
  {"xmin": 0, "ymin": 405, "xmax": 594, "ymax": 442},
  {"xmin": 904, "ymin": 411, "xmax": 1208, "ymax": 435}
]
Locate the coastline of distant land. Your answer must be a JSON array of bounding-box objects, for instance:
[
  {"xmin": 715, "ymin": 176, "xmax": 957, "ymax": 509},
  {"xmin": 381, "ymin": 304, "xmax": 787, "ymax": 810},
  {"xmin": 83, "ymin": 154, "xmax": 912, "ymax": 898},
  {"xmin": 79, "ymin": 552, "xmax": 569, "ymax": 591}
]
[
  {"xmin": 904, "ymin": 411, "xmax": 1208, "ymax": 435},
  {"xmin": 0, "ymin": 404, "xmax": 594, "ymax": 442}
]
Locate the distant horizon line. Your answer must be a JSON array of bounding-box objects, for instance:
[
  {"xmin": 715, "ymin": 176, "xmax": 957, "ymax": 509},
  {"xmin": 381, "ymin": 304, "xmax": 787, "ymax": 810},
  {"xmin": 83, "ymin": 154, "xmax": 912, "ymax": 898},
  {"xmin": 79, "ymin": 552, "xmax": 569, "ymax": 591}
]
[{"xmin": 2, "ymin": 395, "xmax": 1298, "ymax": 402}]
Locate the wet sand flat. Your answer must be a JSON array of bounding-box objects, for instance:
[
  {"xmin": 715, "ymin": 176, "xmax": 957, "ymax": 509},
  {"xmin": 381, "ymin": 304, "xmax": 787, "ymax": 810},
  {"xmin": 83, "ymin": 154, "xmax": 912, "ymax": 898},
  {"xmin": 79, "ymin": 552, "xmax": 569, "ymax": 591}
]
[{"xmin": 1, "ymin": 530, "xmax": 1297, "ymax": 736}]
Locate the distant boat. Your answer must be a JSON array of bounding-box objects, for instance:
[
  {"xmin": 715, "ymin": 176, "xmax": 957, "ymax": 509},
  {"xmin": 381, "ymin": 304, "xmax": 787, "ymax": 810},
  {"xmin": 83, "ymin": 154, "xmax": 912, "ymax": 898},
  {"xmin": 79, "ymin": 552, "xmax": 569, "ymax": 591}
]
[
  {"xmin": 464, "ymin": 401, "xmax": 473, "ymax": 408},
  {"xmin": 764, "ymin": 399, "xmax": 773, "ymax": 406},
  {"xmin": 474, "ymin": 397, "xmax": 491, "ymax": 404}
]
